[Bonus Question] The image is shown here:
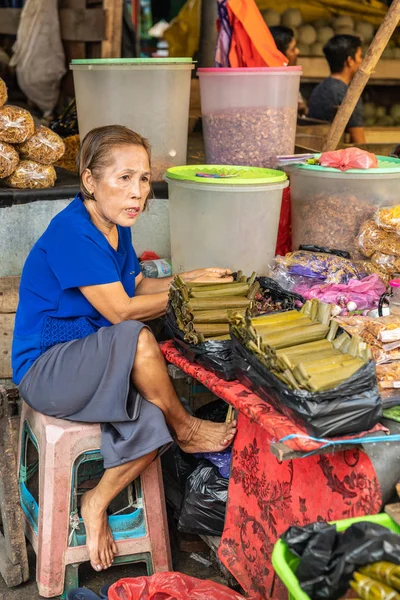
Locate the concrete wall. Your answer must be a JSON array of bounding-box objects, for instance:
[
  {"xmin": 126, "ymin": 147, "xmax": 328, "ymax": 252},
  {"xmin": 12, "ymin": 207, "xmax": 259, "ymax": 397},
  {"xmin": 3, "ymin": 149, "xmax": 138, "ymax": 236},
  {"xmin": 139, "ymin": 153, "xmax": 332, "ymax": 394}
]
[{"xmin": 0, "ymin": 197, "xmax": 171, "ymax": 277}]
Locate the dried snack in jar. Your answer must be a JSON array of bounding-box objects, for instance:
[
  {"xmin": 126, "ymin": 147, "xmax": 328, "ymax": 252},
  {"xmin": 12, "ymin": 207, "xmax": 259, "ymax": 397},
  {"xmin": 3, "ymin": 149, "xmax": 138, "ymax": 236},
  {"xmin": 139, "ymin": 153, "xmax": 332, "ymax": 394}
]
[
  {"xmin": 358, "ymin": 220, "xmax": 400, "ymax": 258},
  {"xmin": 273, "ymin": 251, "xmax": 362, "ymax": 284},
  {"xmin": 202, "ymin": 106, "xmax": 297, "ymax": 168},
  {"xmin": 376, "ymin": 205, "xmax": 400, "ymax": 235},
  {"xmin": 18, "ymin": 125, "xmax": 65, "ymax": 165},
  {"xmin": 0, "ymin": 78, "xmax": 7, "ymax": 108},
  {"xmin": 4, "ymin": 160, "xmax": 56, "ymax": 189},
  {"xmin": 371, "ymin": 252, "xmax": 400, "ymax": 274},
  {"xmin": 0, "ymin": 141, "xmax": 19, "ymax": 178},
  {"xmin": 0, "ymin": 105, "xmax": 35, "ymax": 144},
  {"xmin": 292, "ymin": 192, "xmax": 376, "ymax": 258}
]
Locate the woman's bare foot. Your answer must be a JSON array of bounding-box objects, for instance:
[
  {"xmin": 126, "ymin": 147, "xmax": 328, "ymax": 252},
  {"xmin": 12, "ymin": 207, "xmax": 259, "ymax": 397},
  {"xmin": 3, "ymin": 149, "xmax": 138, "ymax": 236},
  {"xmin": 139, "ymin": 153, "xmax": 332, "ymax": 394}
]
[
  {"xmin": 81, "ymin": 489, "xmax": 118, "ymax": 571},
  {"xmin": 177, "ymin": 416, "xmax": 237, "ymax": 453}
]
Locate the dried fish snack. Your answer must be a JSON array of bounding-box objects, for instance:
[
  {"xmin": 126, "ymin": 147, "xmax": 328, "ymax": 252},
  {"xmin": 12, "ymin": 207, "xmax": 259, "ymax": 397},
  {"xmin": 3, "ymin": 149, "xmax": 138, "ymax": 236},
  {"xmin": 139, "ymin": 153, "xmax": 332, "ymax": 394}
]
[
  {"xmin": 0, "ymin": 105, "xmax": 35, "ymax": 144},
  {"xmin": 0, "ymin": 141, "xmax": 19, "ymax": 178},
  {"xmin": 4, "ymin": 160, "xmax": 56, "ymax": 189},
  {"xmin": 371, "ymin": 252, "xmax": 400, "ymax": 274},
  {"xmin": 292, "ymin": 192, "xmax": 376, "ymax": 257},
  {"xmin": 376, "ymin": 205, "xmax": 400, "ymax": 235},
  {"xmin": 358, "ymin": 220, "xmax": 400, "ymax": 258},
  {"xmin": 376, "ymin": 363, "xmax": 400, "ymax": 388},
  {"xmin": 0, "ymin": 77, "xmax": 7, "ymax": 108},
  {"xmin": 18, "ymin": 125, "xmax": 65, "ymax": 165},
  {"xmin": 202, "ymin": 106, "xmax": 297, "ymax": 168},
  {"xmin": 273, "ymin": 251, "xmax": 361, "ymax": 284}
]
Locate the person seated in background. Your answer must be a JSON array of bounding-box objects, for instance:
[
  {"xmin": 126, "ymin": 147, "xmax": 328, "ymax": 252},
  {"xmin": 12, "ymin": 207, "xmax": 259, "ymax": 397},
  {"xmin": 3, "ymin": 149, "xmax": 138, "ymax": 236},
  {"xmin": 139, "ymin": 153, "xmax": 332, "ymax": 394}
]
[
  {"xmin": 269, "ymin": 25, "xmax": 307, "ymax": 116},
  {"xmin": 308, "ymin": 34, "xmax": 366, "ymax": 144}
]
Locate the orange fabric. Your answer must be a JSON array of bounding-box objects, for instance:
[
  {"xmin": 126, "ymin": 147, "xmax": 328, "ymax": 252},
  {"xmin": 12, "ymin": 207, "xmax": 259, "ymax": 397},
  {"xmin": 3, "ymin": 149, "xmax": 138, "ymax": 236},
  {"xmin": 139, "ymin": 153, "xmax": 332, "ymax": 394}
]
[{"xmin": 227, "ymin": 0, "xmax": 287, "ymax": 67}]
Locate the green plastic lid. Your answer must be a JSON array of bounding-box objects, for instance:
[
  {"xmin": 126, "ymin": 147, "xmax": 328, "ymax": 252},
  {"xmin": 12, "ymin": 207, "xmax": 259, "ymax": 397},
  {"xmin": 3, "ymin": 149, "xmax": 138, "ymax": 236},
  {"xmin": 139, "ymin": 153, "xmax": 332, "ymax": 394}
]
[
  {"xmin": 165, "ymin": 165, "xmax": 287, "ymax": 185},
  {"xmin": 71, "ymin": 58, "xmax": 193, "ymax": 65},
  {"xmin": 292, "ymin": 154, "xmax": 400, "ymax": 174}
]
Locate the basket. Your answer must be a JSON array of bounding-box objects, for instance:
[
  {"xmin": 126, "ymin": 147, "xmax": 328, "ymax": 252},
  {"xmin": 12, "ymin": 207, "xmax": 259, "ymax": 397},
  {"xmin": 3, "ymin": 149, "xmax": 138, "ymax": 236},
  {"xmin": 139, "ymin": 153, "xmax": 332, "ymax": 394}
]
[{"xmin": 271, "ymin": 513, "xmax": 400, "ymax": 600}]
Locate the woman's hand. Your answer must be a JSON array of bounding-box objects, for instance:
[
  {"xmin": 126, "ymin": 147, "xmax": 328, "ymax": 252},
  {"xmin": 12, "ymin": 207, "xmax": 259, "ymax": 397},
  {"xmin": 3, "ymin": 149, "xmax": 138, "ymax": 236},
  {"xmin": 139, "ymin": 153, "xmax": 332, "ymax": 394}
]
[{"xmin": 181, "ymin": 268, "xmax": 233, "ymax": 283}]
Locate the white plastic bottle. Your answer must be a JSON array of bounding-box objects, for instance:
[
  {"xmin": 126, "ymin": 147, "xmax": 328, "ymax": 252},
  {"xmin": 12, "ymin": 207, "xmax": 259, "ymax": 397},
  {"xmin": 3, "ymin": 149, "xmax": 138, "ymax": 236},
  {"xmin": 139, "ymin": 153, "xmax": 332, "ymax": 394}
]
[{"xmin": 141, "ymin": 259, "xmax": 172, "ymax": 278}]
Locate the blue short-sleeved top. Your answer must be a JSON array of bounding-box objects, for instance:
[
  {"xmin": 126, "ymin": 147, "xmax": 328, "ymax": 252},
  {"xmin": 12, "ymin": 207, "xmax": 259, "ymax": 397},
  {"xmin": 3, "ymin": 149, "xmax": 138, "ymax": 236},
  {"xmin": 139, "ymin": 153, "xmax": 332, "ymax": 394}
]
[{"xmin": 12, "ymin": 194, "xmax": 141, "ymax": 385}]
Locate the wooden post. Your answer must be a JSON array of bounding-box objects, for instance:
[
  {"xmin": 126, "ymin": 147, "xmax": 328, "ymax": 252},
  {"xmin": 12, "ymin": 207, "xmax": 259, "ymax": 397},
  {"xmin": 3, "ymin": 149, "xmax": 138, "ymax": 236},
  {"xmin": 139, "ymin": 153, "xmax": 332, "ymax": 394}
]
[
  {"xmin": 198, "ymin": 0, "xmax": 218, "ymax": 67},
  {"xmin": 101, "ymin": 0, "xmax": 124, "ymax": 58},
  {"xmin": 323, "ymin": 0, "xmax": 400, "ymax": 152}
]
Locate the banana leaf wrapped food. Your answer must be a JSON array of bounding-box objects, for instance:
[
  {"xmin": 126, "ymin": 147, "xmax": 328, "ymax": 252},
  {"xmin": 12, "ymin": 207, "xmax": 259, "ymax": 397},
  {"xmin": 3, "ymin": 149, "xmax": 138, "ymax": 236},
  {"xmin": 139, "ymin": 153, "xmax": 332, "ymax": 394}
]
[
  {"xmin": 360, "ymin": 563, "xmax": 400, "ymax": 592},
  {"xmin": 351, "ymin": 572, "xmax": 400, "ymax": 600}
]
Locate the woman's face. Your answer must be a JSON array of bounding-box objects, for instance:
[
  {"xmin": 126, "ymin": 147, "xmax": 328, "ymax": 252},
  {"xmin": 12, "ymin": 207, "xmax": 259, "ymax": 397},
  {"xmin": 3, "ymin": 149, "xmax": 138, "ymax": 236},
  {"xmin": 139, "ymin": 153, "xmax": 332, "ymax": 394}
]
[{"xmin": 88, "ymin": 144, "xmax": 151, "ymax": 227}]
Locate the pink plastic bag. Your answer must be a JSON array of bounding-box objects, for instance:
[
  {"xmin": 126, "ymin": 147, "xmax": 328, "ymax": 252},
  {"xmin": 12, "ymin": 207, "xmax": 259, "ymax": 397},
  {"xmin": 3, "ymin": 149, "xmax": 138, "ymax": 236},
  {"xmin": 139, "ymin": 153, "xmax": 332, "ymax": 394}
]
[
  {"xmin": 109, "ymin": 573, "xmax": 246, "ymax": 600},
  {"xmin": 294, "ymin": 274, "xmax": 386, "ymax": 314},
  {"xmin": 319, "ymin": 148, "xmax": 378, "ymax": 171}
]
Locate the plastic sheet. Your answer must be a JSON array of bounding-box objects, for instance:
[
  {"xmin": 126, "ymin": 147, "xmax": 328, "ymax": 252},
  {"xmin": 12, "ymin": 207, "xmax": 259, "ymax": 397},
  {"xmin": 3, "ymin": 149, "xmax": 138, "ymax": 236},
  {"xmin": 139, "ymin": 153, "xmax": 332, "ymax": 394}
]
[
  {"xmin": 294, "ymin": 274, "xmax": 386, "ymax": 314},
  {"xmin": 178, "ymin": 462, "xmax": 228, "ymax": 536},
  {"xmin": 319, "ymin": 148, "xmax": 379, "ymax": 171},
  {"xmin": 109, "ymin": 573, "xmax": 246, "ymax": 600},
  {"xmin": 281, "ymin": 521, "xmax": 400, "ymax": 600},
  {"xmin": 231, "ymin": 331, "xmax": 382, "ymax": 438}
]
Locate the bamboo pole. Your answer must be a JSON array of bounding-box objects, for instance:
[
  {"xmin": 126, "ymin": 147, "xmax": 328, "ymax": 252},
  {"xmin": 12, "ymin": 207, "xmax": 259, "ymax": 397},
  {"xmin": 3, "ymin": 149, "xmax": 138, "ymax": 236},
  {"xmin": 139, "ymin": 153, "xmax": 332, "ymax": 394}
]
[{"xmin": 323, "ymin": 0, "xmax": 400, "ymax": 152}]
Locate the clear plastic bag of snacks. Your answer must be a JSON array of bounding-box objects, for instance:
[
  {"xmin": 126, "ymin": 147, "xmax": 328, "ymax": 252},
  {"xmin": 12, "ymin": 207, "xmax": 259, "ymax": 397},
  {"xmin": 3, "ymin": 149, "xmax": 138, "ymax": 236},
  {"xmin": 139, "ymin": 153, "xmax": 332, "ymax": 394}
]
[
  {"xmin": 4, "ymin": 160, "xmax": 56, "ymax": 189},
  {"xmin": 18, "ymin": 125, "xmax": 65, "ymax": 165},
  {"xmin": 0, "ymin": 141, "xmax": 19, "ymax": 178},
  {"xmin": 358, "ymin": 220, "xmax": 400, "ymax": 258},
  {"xmin": 371, "ymin": 251, "xmax": 400, "ymax": 274},
  {"xmin": 0, "ymin": 78, "xmax": 7, "ymax": 108},
  {"xmin": 272, "ymin": 251, "xmax": 361, "ymax": 286},
  {"xmin": 375, "ymin": 205, "xmax": 400, "ymax": 235},
  {"xmin": 0, "ymin": 105, "xmax": 35, "ymax": 144}
]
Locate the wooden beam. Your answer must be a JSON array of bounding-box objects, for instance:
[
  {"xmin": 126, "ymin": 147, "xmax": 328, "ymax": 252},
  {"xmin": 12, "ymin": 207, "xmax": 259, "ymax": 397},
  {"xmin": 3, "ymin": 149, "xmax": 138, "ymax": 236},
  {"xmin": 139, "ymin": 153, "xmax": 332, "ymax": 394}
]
[
  {"xmin": 0, "ymin": 277, "xmax": 19, "ymax": 315},
  {"xmin": 0, "ymin": 314, "xmax": 15, "ymax": 380},
  {"xmin": 101, "ymin": 0, "xmax": 124, "ymax": 58}
]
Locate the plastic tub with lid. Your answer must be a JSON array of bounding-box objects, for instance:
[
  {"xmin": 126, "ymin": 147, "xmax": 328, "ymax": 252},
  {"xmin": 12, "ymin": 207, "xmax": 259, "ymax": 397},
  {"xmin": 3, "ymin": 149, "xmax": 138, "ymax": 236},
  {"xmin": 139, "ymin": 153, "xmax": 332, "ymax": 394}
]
[
  {"xmin": 198, "ymin": 67, "xmax": 302, "ymax": 169},
  {"xmin": 288, "ymin": 155, "xmax": 400, "ymax": 257},
  {"xmin": 165, "ymin": 164, "xmax": 288, "ymax": 275},
  {"xmin": 70, "ymin": 58, "xmax": 194, "ymax": 181}
]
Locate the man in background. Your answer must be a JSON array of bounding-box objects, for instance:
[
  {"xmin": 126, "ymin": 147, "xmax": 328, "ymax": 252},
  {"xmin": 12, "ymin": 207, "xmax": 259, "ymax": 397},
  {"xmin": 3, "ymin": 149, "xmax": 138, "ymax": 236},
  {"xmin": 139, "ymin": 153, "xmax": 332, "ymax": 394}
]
[
  {"xmin": 269, "ymin": 25, "xmax": 307, "ymax": 115},
  {"xmin": 308, "ymin": 34, "xmax": 366, "ymax": 144}
]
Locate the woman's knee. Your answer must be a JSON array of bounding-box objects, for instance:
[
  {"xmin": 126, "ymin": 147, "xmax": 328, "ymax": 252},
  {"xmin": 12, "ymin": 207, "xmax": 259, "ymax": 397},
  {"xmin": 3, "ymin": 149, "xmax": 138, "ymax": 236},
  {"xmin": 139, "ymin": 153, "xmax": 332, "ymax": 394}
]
[{"xmin": 135, "ymin": 327, "xmax": 162, "ymax": 361}]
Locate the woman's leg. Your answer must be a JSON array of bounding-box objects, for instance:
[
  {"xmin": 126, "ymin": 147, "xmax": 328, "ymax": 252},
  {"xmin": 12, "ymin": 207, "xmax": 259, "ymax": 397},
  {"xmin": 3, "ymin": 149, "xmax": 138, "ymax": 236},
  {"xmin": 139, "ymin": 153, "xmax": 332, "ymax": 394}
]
[
  {"xmin": 81, "ymin": 449, "xmax": 157, "ymax": 572},
  {"xmin": 132, "ymin": 328, "xmax": 237, "ymax": 453}
]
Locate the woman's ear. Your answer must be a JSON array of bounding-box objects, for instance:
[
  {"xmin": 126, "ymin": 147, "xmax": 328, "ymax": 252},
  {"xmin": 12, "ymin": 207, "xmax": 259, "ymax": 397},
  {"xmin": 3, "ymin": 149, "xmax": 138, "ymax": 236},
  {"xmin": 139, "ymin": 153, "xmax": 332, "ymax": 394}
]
[{"xmin": 82, "ymin": 168, "xmax": 95, "ymax": 197}]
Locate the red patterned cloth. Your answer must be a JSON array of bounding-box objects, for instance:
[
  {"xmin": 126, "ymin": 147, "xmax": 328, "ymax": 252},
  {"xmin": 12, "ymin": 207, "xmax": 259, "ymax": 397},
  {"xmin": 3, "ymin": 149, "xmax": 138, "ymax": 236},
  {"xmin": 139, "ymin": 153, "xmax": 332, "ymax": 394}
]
[{"xmin": 161, "ymin": 341, "xmax": 383, "ymax": 599}]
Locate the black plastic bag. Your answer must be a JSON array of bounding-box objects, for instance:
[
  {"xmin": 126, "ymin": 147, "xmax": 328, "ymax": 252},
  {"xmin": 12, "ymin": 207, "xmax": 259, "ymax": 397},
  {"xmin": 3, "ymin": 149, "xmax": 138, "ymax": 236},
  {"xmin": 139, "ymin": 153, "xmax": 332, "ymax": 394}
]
[
  {"xmin": 178, "ymin": 462, "xmax": 228, "ymax": 536},
  {"xmin": 165, "ymin": 277, "xmax": 303, "ymax": 381},
  {"xmin": 231, "ymin": 332, "xmax": 382, "ymax": 438},
  {"xmin": 298, "ymin": 245, "xmax": 351, "ymax": 259},
  {"xmin": 165, "ymin": 309, "xmax": 236, "ymax": 380},
  {"xmin": 282, "ymin": 521, "xmax": 400, "ymax": 599}
]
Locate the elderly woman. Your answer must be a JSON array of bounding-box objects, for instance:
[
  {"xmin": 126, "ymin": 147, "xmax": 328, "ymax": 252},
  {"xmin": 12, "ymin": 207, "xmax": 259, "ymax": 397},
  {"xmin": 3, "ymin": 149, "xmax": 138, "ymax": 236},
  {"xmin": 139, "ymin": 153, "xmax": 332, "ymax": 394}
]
[{"xmin": 12, "ymin": 125, "xmax": 236, "ymax": 574}]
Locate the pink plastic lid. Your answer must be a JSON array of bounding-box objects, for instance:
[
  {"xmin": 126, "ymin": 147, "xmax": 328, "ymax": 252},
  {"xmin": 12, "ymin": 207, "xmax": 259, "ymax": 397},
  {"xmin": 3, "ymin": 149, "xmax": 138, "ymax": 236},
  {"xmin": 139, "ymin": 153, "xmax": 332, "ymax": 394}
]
[
  {"xmin": 390, "ymin": 279, "xmax": 400, "ymax": 287},
  {"xmin": 198, "ymin": 67, "xmax": 302, "ymax": 73}
]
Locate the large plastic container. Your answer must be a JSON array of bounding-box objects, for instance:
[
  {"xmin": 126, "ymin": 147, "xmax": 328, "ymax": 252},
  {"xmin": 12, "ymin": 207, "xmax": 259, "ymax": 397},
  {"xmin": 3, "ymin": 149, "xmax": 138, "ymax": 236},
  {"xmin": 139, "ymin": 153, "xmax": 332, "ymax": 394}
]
[
  {"xmin": 289, "ymin": 156, "xmax": 400, "ymax": 257},
  {"xmin": 70, "ymin": 58, "xmax": 194, "ymax": 181},
  {"xmin": 198, "ymin": 67, "xmax": 302, "ymax": 169},
  {"xmin": 272, "ymin": 513, "xmax": 400, "ymax": 600},
  {"xmin": 165, "ymin": 164, "xmax": 288, "ymax": 274}
]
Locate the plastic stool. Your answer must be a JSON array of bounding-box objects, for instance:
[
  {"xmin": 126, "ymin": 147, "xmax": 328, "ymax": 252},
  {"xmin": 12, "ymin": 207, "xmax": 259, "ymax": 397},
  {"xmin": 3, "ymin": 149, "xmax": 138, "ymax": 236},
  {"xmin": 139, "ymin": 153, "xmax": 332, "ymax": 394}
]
[{"xmin": 18, "ymin": 401, "xmax": 172, "ymax": 598}]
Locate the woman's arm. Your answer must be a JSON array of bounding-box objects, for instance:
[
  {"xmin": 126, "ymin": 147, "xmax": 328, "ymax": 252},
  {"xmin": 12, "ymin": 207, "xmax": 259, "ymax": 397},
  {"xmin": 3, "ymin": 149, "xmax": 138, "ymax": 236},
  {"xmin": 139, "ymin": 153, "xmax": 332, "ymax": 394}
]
[{"xmin": 80, "ymin": 268, "xmax": 233, "ymax": 323}]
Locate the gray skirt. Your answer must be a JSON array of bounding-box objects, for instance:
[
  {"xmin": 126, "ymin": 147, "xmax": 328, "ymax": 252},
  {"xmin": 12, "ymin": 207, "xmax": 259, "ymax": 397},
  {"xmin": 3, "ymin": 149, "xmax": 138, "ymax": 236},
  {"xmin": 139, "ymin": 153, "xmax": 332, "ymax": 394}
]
[{"xmin": 19, "ymin": 320, "xmax": 173, "ymax": 469}]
